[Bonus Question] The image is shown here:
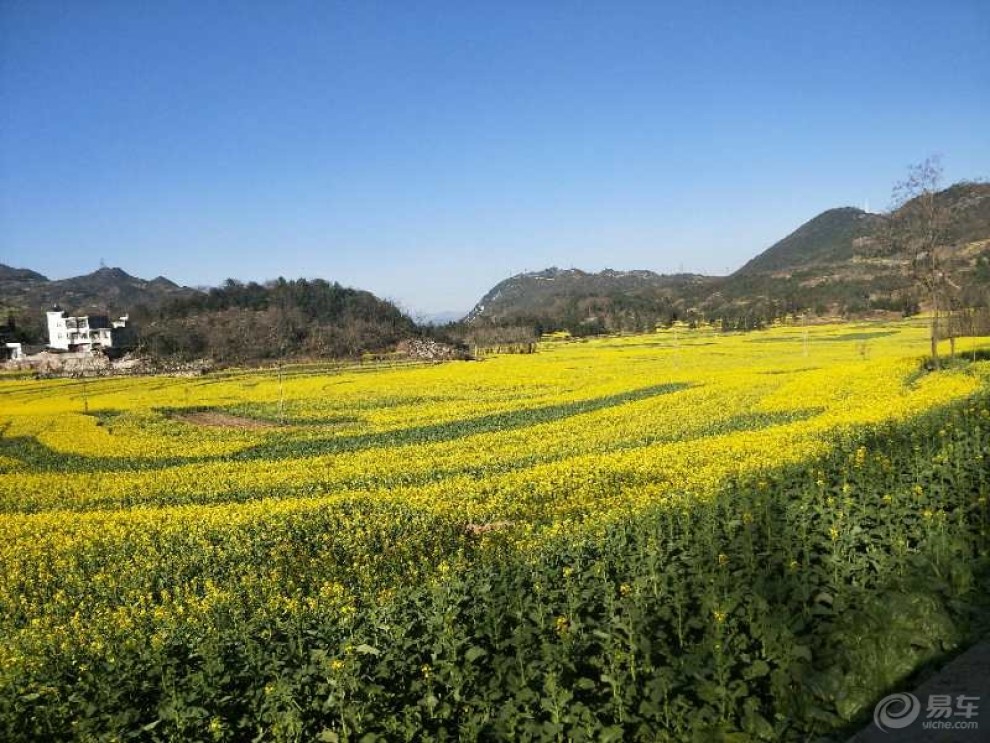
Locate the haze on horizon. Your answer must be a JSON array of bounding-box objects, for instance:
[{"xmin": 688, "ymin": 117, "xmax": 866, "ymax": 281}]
[{"xmin": 1, "ymin": 1, "xmax": 988, "ymax": 317}]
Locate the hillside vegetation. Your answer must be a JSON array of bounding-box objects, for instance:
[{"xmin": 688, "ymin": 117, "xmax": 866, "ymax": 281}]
[
  {"xmin": 464, "ymin": 182, "xmax": 990, "ymax": 335},
  {"xmin": 0, "ymin": 266, "xmax": 196, "ymax": 342},
  {"xmin": 0, "ymin": 271, "xmax": 424, "ymax": 362},
  {"xmin": 135, "ymin": 277, "xmax": 418, "ymax": 362},
  {"xmin": 3, "ymin": 182, "xmax": 987, "ymax": 359}
]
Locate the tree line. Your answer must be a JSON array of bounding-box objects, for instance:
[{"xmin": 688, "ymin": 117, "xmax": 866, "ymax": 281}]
[{"xmin": 129, "ymin": 278, "xmax": 421, "ymax": 363}]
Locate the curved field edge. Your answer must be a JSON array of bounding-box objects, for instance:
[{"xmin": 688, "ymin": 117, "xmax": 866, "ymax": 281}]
[
  {"xmin": 0, "ymin": 383, "xmax": 690, "ymax": 475},
  {"xmin": 0, "ymin": 363, "xmax": 981, "ymax": 515},
  {"xmin": 1, "ymin": 389, "xmax": 988, "ymax": 741}
]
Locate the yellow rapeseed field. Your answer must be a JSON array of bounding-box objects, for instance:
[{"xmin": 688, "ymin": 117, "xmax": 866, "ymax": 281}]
[{"xmin": 0, "ymin": 319, "xmax": 988, "ymax": 714}]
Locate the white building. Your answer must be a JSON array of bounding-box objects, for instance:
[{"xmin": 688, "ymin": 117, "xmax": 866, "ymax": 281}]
[
  {"xmin": 47, "ymin": 308, "xmax": 129, "ymax": 353},
  {"xmin": 2, "ymin": 342, "xmax": 23, "ymax": 361}
]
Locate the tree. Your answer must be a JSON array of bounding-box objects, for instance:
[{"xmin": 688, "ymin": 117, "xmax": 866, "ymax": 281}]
[{"xmin": 886, "ymin": 157, "xmax": 953, "ymax": 369}]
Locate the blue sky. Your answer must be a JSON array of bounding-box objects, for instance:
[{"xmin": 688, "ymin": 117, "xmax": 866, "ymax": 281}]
[{"xmin": 2, "ymin": 1, "xmax": 988, "ymax": 316}]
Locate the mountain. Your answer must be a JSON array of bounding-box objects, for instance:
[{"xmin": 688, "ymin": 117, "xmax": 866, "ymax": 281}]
[
  {"xmin": 0, "ymin": 265, "xmax": 204, "ymax": 347},
  {"xmin": 717, "ymin": 181, "xmax": 990, "ymax": 316},
  {"xmin": 734, "ymin": 182, "xmax": 990, "ymax": 281},
  {"xmin": 0, "ymin": 264, "xmax": 48, "ymax": 285},
  {"xmin": 734, "ymin": 207, "xmax": 883, "ymax": 276},
  {"xmin": 464, "ymin": 267, "xmax": 715, "ymax": 333},
  {"xmin": 5, "ymin": 182, "xmax": 988, "ymax": 351},
  {"xmin": 0, "ymin": 265, "xmax": 199, "ymax": 318},
  {"xmin": 466, "ymin": 182, "xmax": 990, "ymax": 331}
]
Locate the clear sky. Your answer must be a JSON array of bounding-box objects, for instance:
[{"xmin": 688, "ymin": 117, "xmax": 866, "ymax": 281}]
[{"xmin": 2, "ymin": 1, "xmax": 988, "ymax": 317}]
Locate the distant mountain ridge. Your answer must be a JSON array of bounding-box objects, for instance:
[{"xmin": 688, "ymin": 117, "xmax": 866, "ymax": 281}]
[
  {"xmin": 466, "ymin": 267, "xmax": 713, "ymax": 321},
  {"xmin": 466, "ymin": 182, "xmax": 990, "ymax": 330},
  {"xmin": 0, "ymin": 265, "xmax": 199, "ymax": 317},
  {"xmin": 0, "ymin": 265, "xmax": 48, "ymax": 285},
  {"xmin": 3, "ymin": 181, "xmax": 989, "ymax": 346}
]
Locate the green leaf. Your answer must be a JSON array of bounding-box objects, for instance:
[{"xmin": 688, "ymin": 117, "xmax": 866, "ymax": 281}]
[
  {"xmin": 353, "ymin": 644, "xmax": 381, "ymax": 656},
  {"xmin": 465, "ymin": 646, "xmax": 487, "ymax": 662},
  {"xmin": 792, "ymin": 645, "xmax": 813, "ymax": 661},
  {"xmin": 743, "ymin": 659, "xmax": 771, "ymax": 679},
  {"xmin": 744, "ymin": 709, "xmax": 776, "ymax": 740}
]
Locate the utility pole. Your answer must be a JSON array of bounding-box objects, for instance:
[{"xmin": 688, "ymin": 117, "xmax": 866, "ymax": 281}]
[{"xmin": 277, "ymin": 353, "xmax": 285, "ymax": 425}]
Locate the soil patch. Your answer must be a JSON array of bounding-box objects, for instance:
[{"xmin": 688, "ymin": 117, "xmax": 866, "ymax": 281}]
[{"xmin": 174, "ymin": 411, "xmax": 277, "ymax": 429}]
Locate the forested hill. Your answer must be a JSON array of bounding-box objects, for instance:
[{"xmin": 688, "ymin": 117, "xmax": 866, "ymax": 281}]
[
  {"xmin": 463, "ymin": 268, "xmax": 715, "ymax": 335},
  {"xmin": 135, "ymin": 278, "xmax": 417, "ymax": 361},
  {"xmin": 0, "ymin": 270, "xmax": 419, "ymax": 362},
  {"xmin": 733, "ymin": 207, "xmax": 882, "ymax": 276}
]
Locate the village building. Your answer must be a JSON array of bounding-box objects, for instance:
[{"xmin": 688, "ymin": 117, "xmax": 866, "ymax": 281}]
[
  {"xmin": 2, "ymin": 342, "xmax": 24, "ymax": 361},
  {"xmin": 0, "ymin": 318, "xmax": 23, "ymax": 361},
  {"xmin": 46, "ymin": 307, "xmax": 130, "ymax": 353}
]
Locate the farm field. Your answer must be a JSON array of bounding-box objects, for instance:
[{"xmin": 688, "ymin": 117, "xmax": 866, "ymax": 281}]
[{"xmin": 1, "ymin": 320, "xmax": 990, "ymax": 740}]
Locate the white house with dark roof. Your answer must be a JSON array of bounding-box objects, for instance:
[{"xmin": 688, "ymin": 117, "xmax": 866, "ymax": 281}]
[{"xmin": 46, "ymin": 308, "xmax": 129, "ymax": 353}]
